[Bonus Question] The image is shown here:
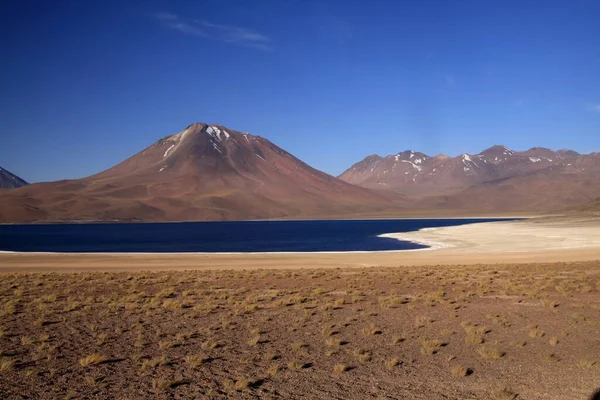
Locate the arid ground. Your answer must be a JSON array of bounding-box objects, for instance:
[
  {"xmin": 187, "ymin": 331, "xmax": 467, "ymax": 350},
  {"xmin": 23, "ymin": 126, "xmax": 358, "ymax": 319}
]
[{"xmin": 0, "ymin": 217, "xmax": 599, "ymax": 399}]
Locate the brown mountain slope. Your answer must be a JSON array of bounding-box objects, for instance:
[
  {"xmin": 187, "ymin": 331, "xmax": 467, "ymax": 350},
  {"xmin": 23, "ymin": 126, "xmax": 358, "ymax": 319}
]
[
  {"xmin": 340, "ymin": 146, "xmax": 600, "ymax": 212},
  {"xmin": 0, "ymin": 166, "xmax": 27, "ymax": 189},
  {"xmin": 0, "ymin": 123, "xmax": 402, "ymax": 223},
  {"xmin": 339, "ymin": 145, "xmax": 596, "ymax": 197},
  {"xmin": 413, "ymin": 161, "xmax": 600, "ymax": 212}
]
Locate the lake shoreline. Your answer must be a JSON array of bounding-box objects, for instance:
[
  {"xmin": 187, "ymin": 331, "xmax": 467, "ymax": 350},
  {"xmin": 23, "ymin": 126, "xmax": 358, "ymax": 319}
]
[{"xmin": 0, "ymin": 215, "xmax": 597, "ymax": 272}]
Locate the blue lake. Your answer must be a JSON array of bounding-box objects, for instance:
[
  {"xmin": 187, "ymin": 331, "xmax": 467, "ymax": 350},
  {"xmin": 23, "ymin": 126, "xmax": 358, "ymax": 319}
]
[{"xmin": 0, "ymin": 218, "xmax": 514, "ymax": 253}]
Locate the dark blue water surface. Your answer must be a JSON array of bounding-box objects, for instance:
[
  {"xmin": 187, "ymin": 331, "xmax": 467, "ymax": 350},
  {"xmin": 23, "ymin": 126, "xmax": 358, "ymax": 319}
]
[{"xmin": 0, "ymin": 218, "xmax": 514, "ymax": 253}]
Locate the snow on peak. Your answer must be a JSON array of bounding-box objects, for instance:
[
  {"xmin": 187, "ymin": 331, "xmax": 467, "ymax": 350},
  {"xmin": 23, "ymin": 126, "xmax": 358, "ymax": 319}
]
[
  {"xmin": 206, "ymin": 125, "xmax": 230, "ymax": 141},
  {"xmin": 401, "ymin": 160, "xmax": 422, "ymax": 171},
  {"xmin": 529, "ymin": 157, "xmax": 542, "ymax": 163},
  {"xmin": 462, "ymin": 154, "xmax": 472, "ymax": 162}
]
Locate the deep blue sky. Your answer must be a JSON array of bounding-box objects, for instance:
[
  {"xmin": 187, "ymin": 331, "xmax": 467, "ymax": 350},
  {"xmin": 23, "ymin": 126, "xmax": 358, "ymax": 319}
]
[{"xmin": 1, "ymin": 0, "xmax": 599, "ymax": 183}]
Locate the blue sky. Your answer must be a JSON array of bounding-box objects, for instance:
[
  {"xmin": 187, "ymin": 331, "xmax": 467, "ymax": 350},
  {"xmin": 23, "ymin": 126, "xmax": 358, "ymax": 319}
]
[{"xmin": 1, "ymin": 0, "xmax": 599, "ymax": 183}]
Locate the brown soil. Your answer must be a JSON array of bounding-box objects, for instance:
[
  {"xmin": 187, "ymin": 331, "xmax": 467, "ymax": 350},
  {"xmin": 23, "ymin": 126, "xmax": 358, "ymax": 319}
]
[{"xmin": 1, "ymin": 261, "xmax": 599, "ymax": 399}]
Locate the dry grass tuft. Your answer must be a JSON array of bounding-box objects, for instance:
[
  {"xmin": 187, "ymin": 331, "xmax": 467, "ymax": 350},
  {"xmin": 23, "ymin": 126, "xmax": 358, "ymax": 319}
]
[
  {"xmin": 291, "ymin": 343, "xmax": 308, "ymax": 353},
  {"xmin": 451, "ymin": 364, "xmax": 470, "ymax": 377},
  {"xmin": 575, "ymin": 358, "xmax": 596, "ymax": 369},
  {"xmin": 79, "ymin": 353, "xmax": 108, "ymax": 367},
  {"xmin": 419, "ymin": 338, "xmax": 443, "ymax": 355},
  {"xmin": 267, "ymin": 364, "xmax": 280, "ymax": 377},
  {"xmin": 362, "ymin": 324, "xmax": 382, "ymax": 336},
  {"xmin": 247, "ymin": 334, "xmax": 261, "ymax": 346},
  {"xmin": 354, "ymin": 349, "xmax": 372, "ymax": 363},
  {"xmin": 528, "ymin": 326, "xmax": 544, "ymax": 338},
  {"xmin": 233, "ymin": 377, "xmax": 249, "ymax": 391},
  {"xmin": 391, "ymin": 335, "xmax": 406, "ymax": 345},
  {"xmin": 477, "ymin": 345, "xmax": 504, "ymax": 359},
  {"xmin": 541, "ymin": 299, "xmax": 558, "ymax": 308},
  {"xmin": 0, "ymin": 358, "xmax": 15, "ymax": 372},
  {"xmin": 384, "ymin": 358, "xmax": 400, "ymax": 369},
  {"xmin": 287, "ymin": 360, "xmax": 304, "ymax": 370},
  {"xmin": 184, "ymin": 354, "xmax": 210, "ymax": 368},
  {"xmin": 333, "ymin": 363, "xmax": 349, "ymax": 374}
]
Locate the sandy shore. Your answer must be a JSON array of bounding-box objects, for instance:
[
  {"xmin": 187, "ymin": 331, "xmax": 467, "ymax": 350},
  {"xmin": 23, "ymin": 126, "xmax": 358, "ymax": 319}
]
[{"xmin": 0, "ymin": 216, "xmax": 598, "ymax": 272}]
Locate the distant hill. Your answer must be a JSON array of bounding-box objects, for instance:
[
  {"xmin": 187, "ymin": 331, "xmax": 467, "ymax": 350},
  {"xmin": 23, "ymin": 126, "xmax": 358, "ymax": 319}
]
[
  {"xmin": 0, "ymin": 123, "xmax": 401, "ymax": 223},
  {"xmin": 0, "ymin": 166, "xmax": 27, "ymax": 189},
  {"xmin": 340, "ymin": 146, "xmax": 600, "ymax": 212}
]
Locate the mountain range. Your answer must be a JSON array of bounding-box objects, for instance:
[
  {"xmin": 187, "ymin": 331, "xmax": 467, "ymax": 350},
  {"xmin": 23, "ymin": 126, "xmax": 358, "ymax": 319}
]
[
  {"xmin": 339, "ymin": 146, "xmax": 600, "ymax": 212},
  {"xmin": 1, "ymin": 123, "xmax": 598, "ymax": 223}
]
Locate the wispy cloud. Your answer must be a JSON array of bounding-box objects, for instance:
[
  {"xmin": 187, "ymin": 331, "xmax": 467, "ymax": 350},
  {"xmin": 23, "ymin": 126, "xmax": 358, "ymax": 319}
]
[
  {"xmin": 199, "ymin": 21, "xmax": 272, "ymax": 51},
  {"xmin": 154, "ymin": 12, "xmax": 272, "ymax": 51},
  {"xmin": 584, "ymin": 103, "xmax": 600, "ymax": 113},
  {"xmin": 155, "ymin": 12, "xmax": 205, "ymax": 36}
]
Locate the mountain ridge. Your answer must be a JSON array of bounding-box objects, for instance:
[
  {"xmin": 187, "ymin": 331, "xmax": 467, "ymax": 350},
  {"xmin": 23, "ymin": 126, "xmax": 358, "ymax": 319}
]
[
  {"xmin": 339, "ymin": 145, "xmax": 597, "ymax": 195},
  {"xmin": 339, "ymin": 145, "xmax": 600, "ymax": 212}
]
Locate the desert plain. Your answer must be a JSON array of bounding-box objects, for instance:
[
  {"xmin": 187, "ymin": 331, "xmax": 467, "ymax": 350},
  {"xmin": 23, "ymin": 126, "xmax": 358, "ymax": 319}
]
[{"xmin": 0, "ymin": 215, "xmax": 599, "ymax": 399}]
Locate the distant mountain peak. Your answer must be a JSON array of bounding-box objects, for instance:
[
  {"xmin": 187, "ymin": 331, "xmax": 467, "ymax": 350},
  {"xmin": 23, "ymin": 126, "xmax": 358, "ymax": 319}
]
[
  {"xmin": 557, "ymin": 149, "xmax": 580, "ymax": 157},
  {"xmin": 480, "ymin": 145, "xmax": 514, "ymax": 156},
  {"xmin": 0, "ymin": 166, "xmax": 28, "ymax": 189}
]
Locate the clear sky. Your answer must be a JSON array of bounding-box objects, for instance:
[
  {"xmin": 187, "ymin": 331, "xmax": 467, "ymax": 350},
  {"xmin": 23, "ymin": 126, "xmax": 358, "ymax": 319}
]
[{"xmin": 1, "ymin": 0, "xmax": 599, "ymax": 183}]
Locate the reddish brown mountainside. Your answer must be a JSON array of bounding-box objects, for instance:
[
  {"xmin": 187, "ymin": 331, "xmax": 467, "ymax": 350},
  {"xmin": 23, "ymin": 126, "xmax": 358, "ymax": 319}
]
[
  {"xmin": 0, "ymin": 123, "xmax": 401, "ymax": 223},
  {"xmin": 0, "ymin": 166, "xmax": 27, "ymax": 189},
  {"xmin": 340, "ymin": 146, "xmax": 600, "ymax": 212}
]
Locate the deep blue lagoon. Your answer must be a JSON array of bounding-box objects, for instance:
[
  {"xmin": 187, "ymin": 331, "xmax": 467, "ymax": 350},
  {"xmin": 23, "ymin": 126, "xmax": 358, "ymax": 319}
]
[{"xmin": 0, "ymin": 218, "xmax": 514, "ymax": 253}]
